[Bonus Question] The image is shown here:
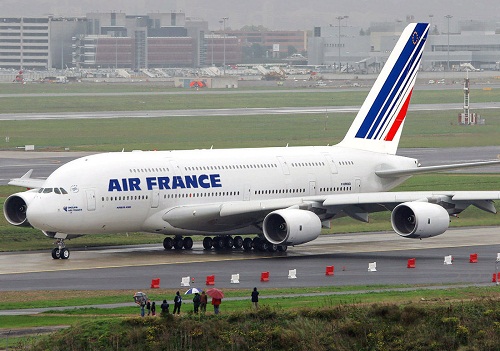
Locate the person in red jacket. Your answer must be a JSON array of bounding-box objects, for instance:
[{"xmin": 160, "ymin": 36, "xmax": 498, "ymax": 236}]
[{"xmin": 211, "ymin": 297, "xmax": 221, "ymax": 314}]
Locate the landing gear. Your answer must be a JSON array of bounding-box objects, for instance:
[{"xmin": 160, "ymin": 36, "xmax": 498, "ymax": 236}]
[
  {"xmin": 51, "ymin": 239, "xmax": 70, "ymax": 260},
  {"xmin": 163, "ymin": 236, "xmax": 194, "ymax": 250},
  {"xmin": 162, "ymin": 235, "xmax": 287, "ymax": 253}
]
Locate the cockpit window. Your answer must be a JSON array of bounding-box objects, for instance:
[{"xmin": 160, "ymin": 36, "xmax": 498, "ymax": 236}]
[{"xmin": 38, "ymin": 187, "xmax": 68, "ymax": 195}]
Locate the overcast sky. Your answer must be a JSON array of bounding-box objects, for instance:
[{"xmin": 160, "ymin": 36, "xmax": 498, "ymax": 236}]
[{"xmin": 2, "ymin": 0, "xmax": 499, "ymax": 31}]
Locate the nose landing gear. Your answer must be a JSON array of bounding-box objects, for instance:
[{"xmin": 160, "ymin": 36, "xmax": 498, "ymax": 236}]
[{"xmin": 51, "ymin": 239, "xmax": 70, "ymax": 259}]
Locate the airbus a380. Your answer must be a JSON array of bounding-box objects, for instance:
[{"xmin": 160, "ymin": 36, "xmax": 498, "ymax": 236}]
[{"xmin": 4, "ymin": 23, "xmax": 500, "ymax": 259}]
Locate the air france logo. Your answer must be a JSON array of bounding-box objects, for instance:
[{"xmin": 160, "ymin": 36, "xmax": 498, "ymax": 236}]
[{"xmin": 108, "ymin": 174, "xmax": 222, "ymax": 192}]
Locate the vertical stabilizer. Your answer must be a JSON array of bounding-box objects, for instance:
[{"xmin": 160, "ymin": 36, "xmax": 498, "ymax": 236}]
[{"xmin": 338, "ymin": 23, "xmax": 429, "ymax": 154}]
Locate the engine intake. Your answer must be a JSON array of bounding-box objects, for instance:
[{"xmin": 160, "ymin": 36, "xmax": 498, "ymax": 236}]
[
  {"xmin": 263, "ymin": 209, "xmax": 321, "ymax": 245},
  {"xmin": 391, "ymin": 202, "xmax": 450, "ymax": 239},
  {"xmin": 3, "ymin": 191, "xmax": 38, "ymax": 227}
]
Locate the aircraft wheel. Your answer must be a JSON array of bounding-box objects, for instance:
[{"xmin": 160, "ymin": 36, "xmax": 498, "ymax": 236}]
[
  {"xmin": 203, "ymin": 237, "xmax": 213, "ymax": 250},
  {"xmin": 183, "ymin": 237, "xmax": 193, "ymax": 250},
  {"xmin": 163, "ymin": 237, "xmax": 173, "ymax": 250},
  {"xmin": 277, "ymin": 245, "xmax": 288, "ymax": 252},
  {"xmin": 60, "ymin": 248, "xmax": 70, "ymax": 259},
  {"xmin": 214, "ymin": 237, "xmax": 225, "ymax": 250},
  {"xmin": 173, "ymin": 237, "xmax": 184, "ymax": 250},
  {"xmin": 233, "ymin": 236, "xmax": 243, "ymax": 249},
  {"xmin": 224, "ymin": 236, "xmax": 234, "ymax": 249},
  {"xmin": 267, "ymin": 244, "xmax": 278, "ymax": 253},
  {"xmin": 51, "ymin": 248, "xmax": 60, "ymax": 259},
  {"xmin": 252, "ymin": 237, "xmax": 261, "ymax": 249},
  {"xmin": 259, "ymin": 241, "xmax": 269, "ymax": 252},
  {"xmin": 242, "ymin": 238, "xmax": 253, "ymax": 251}
]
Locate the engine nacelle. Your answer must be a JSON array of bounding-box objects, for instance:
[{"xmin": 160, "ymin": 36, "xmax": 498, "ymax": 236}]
[
  {"xmin": 263, "ymin": 209, "xmax": 321, "ymax": 246},
  {"xmin": 3, "ymin": 191, "xmax": 38, "ymax": 227},
  {"xmin": 391, "ymin": 202, "xmax": 450, "ymax": 239}
]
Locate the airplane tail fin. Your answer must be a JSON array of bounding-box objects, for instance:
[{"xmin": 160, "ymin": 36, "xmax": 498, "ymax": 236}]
[{"xmin": 338, "ymin": 23, "xmax": 429, "ymax": 154}]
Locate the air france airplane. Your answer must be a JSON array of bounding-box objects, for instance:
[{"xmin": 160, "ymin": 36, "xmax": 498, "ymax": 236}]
[{"xmin": 4, "ymin": 23, "xmax": 500, "ymax": 259}]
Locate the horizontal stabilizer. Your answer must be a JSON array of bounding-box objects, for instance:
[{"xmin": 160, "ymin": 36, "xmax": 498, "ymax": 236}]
[{"xmin": 8, "ymin": 169, "xmax": 46, "ymax": 189}]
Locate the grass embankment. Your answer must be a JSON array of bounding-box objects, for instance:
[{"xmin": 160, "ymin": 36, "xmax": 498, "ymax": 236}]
[{"xmin": 6, "ymin": 292, "xmax": 500, "ymax": 351}]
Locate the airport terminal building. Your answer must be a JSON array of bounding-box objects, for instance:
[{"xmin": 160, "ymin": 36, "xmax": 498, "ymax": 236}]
[{"xmin": 308, "ymin": 19, "xmax": 500, "ymax": 72}]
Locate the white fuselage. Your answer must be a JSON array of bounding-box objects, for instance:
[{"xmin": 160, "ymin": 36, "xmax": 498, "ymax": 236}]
[{"xmin": 25, "ymin": 145, "xmax": 417, "ymax": 236}]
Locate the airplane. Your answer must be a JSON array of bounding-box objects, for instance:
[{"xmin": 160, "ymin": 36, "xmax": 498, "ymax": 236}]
[{"xmin": 3, "ymin": 22, "xmax": 500, "ymax": 259}]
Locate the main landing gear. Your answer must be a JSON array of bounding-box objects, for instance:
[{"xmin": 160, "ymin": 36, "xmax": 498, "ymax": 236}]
[
  {"xmin": 162, "ymin": 235, "xmax": 287, "ymax": 252},
  {"xmin": 51, "ymin": 239, "xmax": 70, "ymax": 259}
]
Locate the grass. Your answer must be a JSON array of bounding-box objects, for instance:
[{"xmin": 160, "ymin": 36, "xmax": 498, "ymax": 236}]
[
  {"xmin": 0, "ymin": 85, "xmax": 499, "ymax": 113},
  {"xmin": 1, "ymin": 109, "xmax": 499, "ymax": 151},
  {"xmin": 1, "ymin": 286, "xmax": 499, "ymax": 350}
]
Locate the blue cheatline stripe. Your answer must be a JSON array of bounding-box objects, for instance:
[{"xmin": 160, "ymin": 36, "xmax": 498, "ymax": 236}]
[
  {"xmin": 372, "ymin": 48, "xmax": 424, "ymax": 140},
  {"xmin": 355, "ymin": 23, "xmax": 428, "ymax": 139},
  {"xmin": 364, "ymin": 26, "xmax": 428, "ymax": 139}
]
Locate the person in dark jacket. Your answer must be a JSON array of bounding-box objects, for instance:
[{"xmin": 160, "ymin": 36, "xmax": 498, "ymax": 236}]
[
  {"xmin": 193, "ymin": 292, "xmax": 201, "ymax": 313},
  {"xmin": 200, "ymin": 291, "xmax": 208, "ymax": 313},
  {"xmin": 151, "ymin": 301, "xmax": 156, "ymax": 316},
  {"xmin": 251, "ymin": 287, "xmax": 259, "ymax": 309},
  {"xmin": 173, "ymin": 291, "xmax": 182, "ymax": 314},
  {"xmin": 160, "ymin": 299, "xmax": 169, "ymax": 317}
]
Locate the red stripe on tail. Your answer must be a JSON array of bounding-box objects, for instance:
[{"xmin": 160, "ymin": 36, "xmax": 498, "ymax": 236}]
[{"xmin": 384, "ymin": 89, "xmax": 413, "ymax": 141}]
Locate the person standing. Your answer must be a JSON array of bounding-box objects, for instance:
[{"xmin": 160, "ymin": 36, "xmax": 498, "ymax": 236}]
[
  {"xmin": 251, "ymin": 287, "xmax": 259, "ymax": 309},
  {"xmin": 160, "ymin": 299, "xmax": 169, "ymax": 317},
  {"xmin": 212, "ymin": 297, "xmax": 221, "ymax": 315},
  {"xmin": 140, "ymin": 301, "xmax": 146, "ymax": 317},
  {"xmin": 200, "ymin": 291, "xmax": 208, "ymax": 313},
  {"xmin": 193, "ymin": 292, "xmax": 201, "ymax": 313},
  {"xmin": 173, "ymin": 291, "xmax": 182, "ymax": 314},
  {"xmin": 146, "ymin": 300, "xmax": 151, "ymax": 316},
  {"xmin": 151, "ymin": 301, "xmax": 156, "ymax": 316}
]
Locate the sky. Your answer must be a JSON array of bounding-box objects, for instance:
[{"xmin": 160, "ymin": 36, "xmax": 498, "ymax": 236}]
[{"xmin": 2, "ymin": 0, "xmax": 499, "ymax": 31}]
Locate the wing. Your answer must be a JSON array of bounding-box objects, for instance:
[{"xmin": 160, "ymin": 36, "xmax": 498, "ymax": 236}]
[
  {"xmin": 160, "ymin": 191, "xmax": 500, "ymax": 232},
  {"xmin": 8, "ymin": 169, "xmax": 46, "ymax": 189},
  {"xmin": 376, "ymin": 160, "xmax": 500, "ymax": 178}
]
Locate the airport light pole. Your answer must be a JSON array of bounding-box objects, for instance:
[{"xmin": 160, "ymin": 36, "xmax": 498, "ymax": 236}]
[
  {"xmin": 336, "ymin": 16, "xmax": 348, "ymax": 73},
  {"xmin": 221, "ymin": 17, "xmax": 228, "ymax": 75},
  {"xmin": 445, "ymin": 15, "xmax": 452, "ymax": 71},
  {"xmin": 211, "ymin": 31, "xmax": 214, "ymax": 66}
]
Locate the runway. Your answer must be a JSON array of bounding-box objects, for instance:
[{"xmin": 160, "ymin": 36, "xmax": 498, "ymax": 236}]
[
  {"xmin": 1, "ymin": 227, "xmax": 499, "ymax": 291},
  {"xmin": 1, "ymin": 102, "xmax": 500, "ymax": 121}
]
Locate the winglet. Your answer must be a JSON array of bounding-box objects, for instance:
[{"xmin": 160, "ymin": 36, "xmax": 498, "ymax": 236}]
[{"xmin": 338, "ymin": 23, "xmax": 429, "ymax": 155}]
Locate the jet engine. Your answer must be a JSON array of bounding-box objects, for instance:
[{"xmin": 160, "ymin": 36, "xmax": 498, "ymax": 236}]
[
  {"xmin": 3, "ymin": 191, "xmax": 38, "ymax": 227},
  {"xmin": 391, "ymin": 202, "xmax": 450, "ymax": 239},
  {"xmin": 263, "ymin": 209, "xmax": 321, "ymax": 246}
]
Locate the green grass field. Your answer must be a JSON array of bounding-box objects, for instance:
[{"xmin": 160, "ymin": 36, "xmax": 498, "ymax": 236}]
[
  {"xmin": 1, "ymin": 109, "xmax": 499, "ymax": 151},
  {"xmin": 0, "ymin": 84, "xmax": 499, "ymax": 113}
]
